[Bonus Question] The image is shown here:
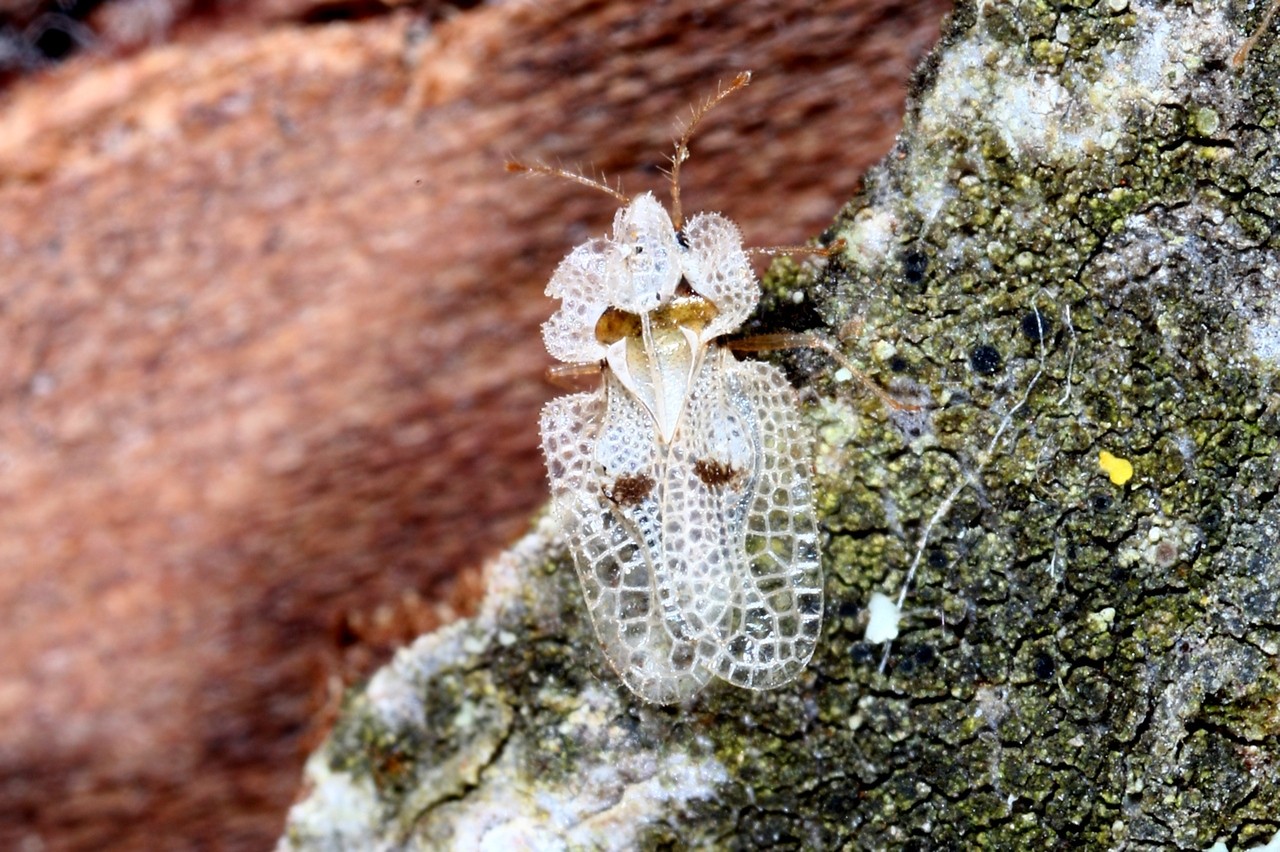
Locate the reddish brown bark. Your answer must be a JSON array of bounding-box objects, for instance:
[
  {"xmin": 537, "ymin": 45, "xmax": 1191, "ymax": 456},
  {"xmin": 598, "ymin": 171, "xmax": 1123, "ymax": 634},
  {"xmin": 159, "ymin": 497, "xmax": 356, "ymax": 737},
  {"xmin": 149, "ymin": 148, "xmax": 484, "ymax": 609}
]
[{"xmin": 0, "ymin": 1, "xmax": 948, "ymax": 847}]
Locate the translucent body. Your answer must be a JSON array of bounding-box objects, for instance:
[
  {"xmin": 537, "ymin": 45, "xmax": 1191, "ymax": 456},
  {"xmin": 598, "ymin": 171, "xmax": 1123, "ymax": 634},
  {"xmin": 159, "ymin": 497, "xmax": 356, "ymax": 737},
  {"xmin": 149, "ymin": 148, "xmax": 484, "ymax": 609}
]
[{"xmin": 540, "ymin": 192, "xmax": 822, "ymax": 704}]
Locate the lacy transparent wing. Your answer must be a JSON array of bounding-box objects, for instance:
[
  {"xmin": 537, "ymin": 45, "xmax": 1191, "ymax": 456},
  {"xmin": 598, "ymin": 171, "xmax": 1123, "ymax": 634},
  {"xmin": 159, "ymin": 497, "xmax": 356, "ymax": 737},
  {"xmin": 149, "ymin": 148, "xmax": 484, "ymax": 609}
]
[
  {"xmin": 541, "ymin": 388, "xmax": 712, "ymax": 704},
  {"xmin": 648, "ymin": 354, "xmax": 755, "ymax": 666},
  {"xmin": 678, "ymin": 212, "xmax": 758, "ymax": 340},
  {"xmin": 542, "ymin": 239, "xmax": 611, "ymax": 364},
  {"xmin": 684, "ymin": 353, "xmax": 823, "ymax": 690}
]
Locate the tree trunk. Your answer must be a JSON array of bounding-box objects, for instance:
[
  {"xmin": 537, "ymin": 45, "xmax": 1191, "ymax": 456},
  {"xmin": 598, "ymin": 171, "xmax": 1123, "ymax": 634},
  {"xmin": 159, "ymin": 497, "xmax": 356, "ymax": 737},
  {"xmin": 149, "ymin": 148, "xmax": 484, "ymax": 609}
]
[{"xmin": 281, "ymin": 0, "xmax": 1280, "ymax": 848}]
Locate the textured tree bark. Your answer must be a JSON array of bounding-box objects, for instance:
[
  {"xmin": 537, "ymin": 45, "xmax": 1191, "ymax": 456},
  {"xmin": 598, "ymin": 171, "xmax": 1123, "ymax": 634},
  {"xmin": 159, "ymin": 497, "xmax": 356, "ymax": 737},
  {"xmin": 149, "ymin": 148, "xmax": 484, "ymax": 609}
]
[
  {"xmin": 280, "ymin": 0, "xmax": 1280, "ymax": 848},
  {"xmin": 0, "ymin": 1, "xmax": 946, "ymax": 848}
]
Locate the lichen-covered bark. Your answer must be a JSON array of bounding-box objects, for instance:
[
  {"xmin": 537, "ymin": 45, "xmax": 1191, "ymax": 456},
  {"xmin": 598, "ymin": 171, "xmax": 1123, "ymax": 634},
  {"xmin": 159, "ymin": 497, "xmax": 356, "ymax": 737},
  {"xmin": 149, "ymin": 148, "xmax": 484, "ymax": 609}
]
[{"xmin": 280, "ymin": 0, "xmax": 1280, "ymax": 848}]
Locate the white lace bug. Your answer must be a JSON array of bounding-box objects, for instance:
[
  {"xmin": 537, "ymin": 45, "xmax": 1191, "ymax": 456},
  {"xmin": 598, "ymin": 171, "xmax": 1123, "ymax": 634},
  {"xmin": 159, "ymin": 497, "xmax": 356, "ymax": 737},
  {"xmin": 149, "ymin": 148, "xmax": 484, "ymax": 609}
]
[{"xmin": 519, "ymin": 72, "xmax": 822, "ymax": 704}]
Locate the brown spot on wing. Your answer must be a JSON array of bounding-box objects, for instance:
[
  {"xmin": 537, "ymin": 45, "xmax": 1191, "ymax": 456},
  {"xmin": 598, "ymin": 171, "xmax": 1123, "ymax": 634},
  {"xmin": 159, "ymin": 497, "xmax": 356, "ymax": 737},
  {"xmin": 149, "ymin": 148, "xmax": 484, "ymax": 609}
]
[
  {"xmin": 606, "ymin": 473, "xmax": 656, "ymax": 507},
  {"xmin": 693, "ymin": 459, "xmax": 738, "ymax": 487}
]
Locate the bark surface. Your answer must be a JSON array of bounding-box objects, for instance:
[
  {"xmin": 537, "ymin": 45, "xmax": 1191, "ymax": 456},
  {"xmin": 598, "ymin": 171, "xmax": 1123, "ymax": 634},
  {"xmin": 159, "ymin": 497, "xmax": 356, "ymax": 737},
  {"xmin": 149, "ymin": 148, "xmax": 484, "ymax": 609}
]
[{"xmin": 282, "ymin": 0, "xmax": 1280, "ymax": 848}]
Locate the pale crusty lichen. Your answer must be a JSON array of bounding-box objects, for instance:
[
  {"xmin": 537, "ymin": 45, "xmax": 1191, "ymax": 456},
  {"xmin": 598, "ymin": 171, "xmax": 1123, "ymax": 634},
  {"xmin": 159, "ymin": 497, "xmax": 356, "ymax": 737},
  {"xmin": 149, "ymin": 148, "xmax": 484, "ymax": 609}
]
[
  {"xmin": 279, "ymin": 518, "xmax": 733, "ymax": 850},
  {"xmin": 282, "ymin": 0, "xmax": 1279, "ymax": 848}
]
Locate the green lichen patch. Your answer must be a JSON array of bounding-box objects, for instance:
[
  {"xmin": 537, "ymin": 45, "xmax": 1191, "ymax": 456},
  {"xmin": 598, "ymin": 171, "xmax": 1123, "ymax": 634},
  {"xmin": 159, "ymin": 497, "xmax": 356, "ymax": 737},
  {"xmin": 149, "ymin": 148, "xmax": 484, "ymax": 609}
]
[{"xmin": 773, "ymin": 0, "xmax": 1280, "ymax": 845}]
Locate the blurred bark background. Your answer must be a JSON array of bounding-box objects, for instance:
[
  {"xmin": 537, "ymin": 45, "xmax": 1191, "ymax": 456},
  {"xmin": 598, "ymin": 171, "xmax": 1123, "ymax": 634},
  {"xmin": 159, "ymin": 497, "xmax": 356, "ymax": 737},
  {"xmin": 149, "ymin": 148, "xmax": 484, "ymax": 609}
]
[{"xmin": 0, "ymin": 1, "xmax": 949, "ymax": 847}]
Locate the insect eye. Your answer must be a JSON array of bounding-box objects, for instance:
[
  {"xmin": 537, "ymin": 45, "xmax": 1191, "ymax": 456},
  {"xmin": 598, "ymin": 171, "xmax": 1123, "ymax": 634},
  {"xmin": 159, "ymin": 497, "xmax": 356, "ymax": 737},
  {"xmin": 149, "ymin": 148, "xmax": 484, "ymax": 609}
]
[
  {"xmin": 635, "ymin": 245, "xmax": 644, "ymax": 254},
  {"xmin": 595, "ymin": 307, "xmax": 642, "ymax": 344}
]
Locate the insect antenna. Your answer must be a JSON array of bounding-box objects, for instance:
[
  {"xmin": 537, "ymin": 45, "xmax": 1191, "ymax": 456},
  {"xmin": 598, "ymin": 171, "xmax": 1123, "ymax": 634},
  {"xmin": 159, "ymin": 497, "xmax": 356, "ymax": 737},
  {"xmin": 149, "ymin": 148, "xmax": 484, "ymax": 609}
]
[
  {"xmin": 505, "ymin": 161, "xmax": 630, "ymax": 204},
  {"xmin": 669, "ymin": 70, "xmax": 752, "ymax": 231}
]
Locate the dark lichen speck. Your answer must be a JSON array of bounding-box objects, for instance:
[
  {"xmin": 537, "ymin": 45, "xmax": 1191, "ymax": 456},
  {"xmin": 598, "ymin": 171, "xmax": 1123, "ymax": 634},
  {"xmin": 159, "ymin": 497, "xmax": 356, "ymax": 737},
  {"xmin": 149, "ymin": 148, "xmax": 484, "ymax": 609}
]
[
  {"xmin": 902, "ymin": 249, "xmax": 929, "ymax": 285},
  {"xmin": 969, "ymin": 344, "xmax": 1002, "ymax": 375},
  {"xmin": 1020, "ymin": 309, "xmax": 1052, "ymax": 342},
  {"xmin": 837, "ymin": 599, "xmax": 863, "ymax": 619}
]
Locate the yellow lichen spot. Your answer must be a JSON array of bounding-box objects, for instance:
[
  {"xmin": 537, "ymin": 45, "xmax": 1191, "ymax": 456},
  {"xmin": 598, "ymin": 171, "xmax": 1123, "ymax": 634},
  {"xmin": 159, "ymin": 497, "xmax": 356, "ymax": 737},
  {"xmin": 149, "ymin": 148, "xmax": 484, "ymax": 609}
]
[{"xmin": 1098, "ymin": 450, "xmax": 1134, "ymax": 486}]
